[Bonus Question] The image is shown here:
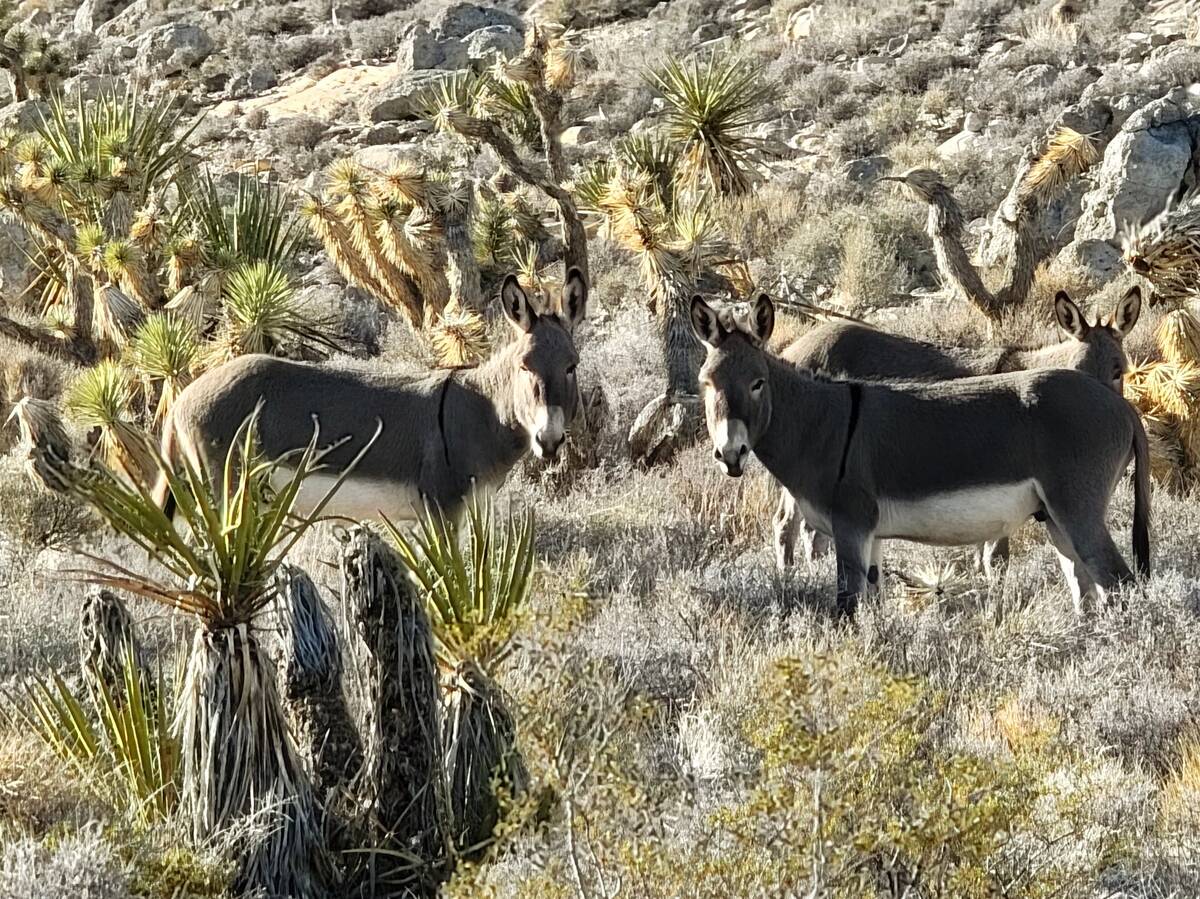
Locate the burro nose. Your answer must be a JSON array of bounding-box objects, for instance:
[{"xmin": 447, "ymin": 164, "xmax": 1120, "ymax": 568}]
[
  {"xmin": 535, "ymin": 429, "xmax": 565, "ymax": 460},
  {"xmin": 713, "ymin": 444, "xmax": 748, "ymax": 477},
  {"xmin": 713, "ymin": 418, "xmax": 749, "ymax": 477}
]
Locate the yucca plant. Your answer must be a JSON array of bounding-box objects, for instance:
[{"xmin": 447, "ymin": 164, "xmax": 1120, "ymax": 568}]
[
  {"xmin": 5, "ymin": 646, "xmax": 180, "ymax": 826},
  {"xmin": 645, "ymin": 53, "xmax": 772, "ymax": 196},
  {"xmin": 64, "ymin": 359, "xmax": 153, "ymax": 483},
  {"xmin": 44, "ymin": 414, "xmax": 371, "ymax": 897},
  {"xmin": 386, "ymin": 494, "xmax": 534, "ymax": 854},
  {"xmin": 191, "ymin": 171, "xmax": 305, "ymax": 272},
  {"xmin": 209, "ymin": 260, "xmax": 336, "ymax": 362},
  {"xmin": 127, "ymin": 313, "xmax": 198, "ymax": 424}
]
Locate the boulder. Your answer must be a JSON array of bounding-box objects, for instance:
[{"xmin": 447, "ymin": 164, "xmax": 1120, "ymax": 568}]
[
  {"xmin": 429, "ymin": 3, "xmax": 521, "ymax": 40},
  {"xmin": 397, "ymin": 22, "xmax": 447, "ymax": 71},
  {"xmin": 845, "ymin": 155, "xmax": 889, "ymax": 182},
  {"xmin": 0, "ymin": 99, "xmax": 48, "ymax": 132},
  {"xmin": 360, "ymin": 70, "xmax": 454, "ymax": 123},
  {"xmin": 1073, "ymin": 113, "xmax": 1194, "ymax": 243},
  {"xmin": 936, "ymin": 129, "xmax": 983, "ymax": 158},
  {"xmin": 134, "ymin": 23, "xmax": 214, "ymax": 77},
  {"xmin": 226, "ymin": 67, "xmax": 278, "ymax": 99},
  {"xmin": 463, "ymin": 25, "xmax": 522, "ymax": 64}
]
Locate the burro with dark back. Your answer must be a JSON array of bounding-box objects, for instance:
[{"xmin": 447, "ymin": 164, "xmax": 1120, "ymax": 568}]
[
  {"xmin": 691, "ymin": 292, "xmax": 1150, "ymax": 618},
  {"xmin": 153, "ymin": 271, "xmax": 587, "ymax": 521}
]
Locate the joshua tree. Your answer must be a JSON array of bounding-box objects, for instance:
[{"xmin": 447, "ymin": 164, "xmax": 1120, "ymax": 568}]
[
  {"xmin": 0, "ymin": 0, "xmax": 70, "ymax": 102},
  {"xmin": 878, "ymin": 127, "xmax": 1098, "ymax": 321}
]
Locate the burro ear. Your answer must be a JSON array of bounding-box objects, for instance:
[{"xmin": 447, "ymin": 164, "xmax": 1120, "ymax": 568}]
[
  {"xmin": 690, "ymin": 295, "xmax": 724, "ymax": 349},
  {"xmin": 749, "ymin": 293, "xmax": 775, "ymax": 344},
  {"xmin": 500, "ymin": 274, "xmax": 538, "ymax": 334},
  {"xmin": 1053, "ymin": 290, "xmax": 1090, "ymax": 340},
  {"xmin": 1110, "ymin": 285, "xmax": 1142, "ymax": 339},
  {"xmin": 559, "ymin": 267, "xmax": 587, "ymax": 334}
]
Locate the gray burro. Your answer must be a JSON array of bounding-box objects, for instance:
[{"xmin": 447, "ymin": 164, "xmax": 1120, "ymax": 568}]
[
  {"xmin": 774, "ymin": 286, "xmax": 1142, "ymax": 574},
  {"xmin": 690, "ymin": 293, "xmax": 1151, "ymax": 619},
  {"xmin": 154, "ymin": 270, "xmax": 587, "ymax": 522}
]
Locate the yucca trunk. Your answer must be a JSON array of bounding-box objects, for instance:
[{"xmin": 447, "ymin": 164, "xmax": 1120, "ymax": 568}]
[
  {"xmin": 78, "ymin": 587, "xmax": 146, "ymax": 707},
  {"xmin": 179, "ymin": 623, "xmax": 329, "ymax": 899},
  {"xmin": 341, "ymin": 527, "xmax": 450, "ymax": 887},
  {"xmin": 273, "ymin": 564, "xmax": 363, "ymax": 850},
  {"xmin": 443, "ymin": 660, "xmax": 526, "ymax": 856}
]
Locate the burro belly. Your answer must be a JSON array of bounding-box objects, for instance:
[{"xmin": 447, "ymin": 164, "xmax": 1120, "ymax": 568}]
[{"xmin": 876, "ymin": 479, "xmax": 1042, "ymax": 546}]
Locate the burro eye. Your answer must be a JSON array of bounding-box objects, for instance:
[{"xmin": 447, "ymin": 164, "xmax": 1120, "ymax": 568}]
[{"xmin": 750, "ymin": 378, "xmax": 766, "ymax": 393}]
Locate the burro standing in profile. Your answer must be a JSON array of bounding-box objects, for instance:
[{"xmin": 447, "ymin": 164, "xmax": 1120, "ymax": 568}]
[
  {"xmin": 155, "ymin": 271, "xmax": 587, "ymax": 521},
  {"xmin": 690, "ymin": 292, "xmax": 1150, "ymax": 618}
]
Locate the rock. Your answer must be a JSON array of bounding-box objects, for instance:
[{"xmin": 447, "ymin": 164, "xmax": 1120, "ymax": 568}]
[
  {"xmin": 61, "ymin": 73, "xmax": 120, "ymax": 101},
  {"xmin": 844, "ymin": 155, "xmax": 889, "ymax": 182},
  {"xmin": 693, "ymin": 22, "xmax": 721, "ymax": 41},
  {"xmin": 97, "ymin": 0, "xmax": 169, "ymax": 39},
  {"xmin": 429, "ymin": 3, "xmax": 521, "ymax": 41},
  {"xmin": 1016, "ymin": 64, "xmax": 1056, "ymax": 89},
  {"xmin": 463, "ymin": 25, "xmax": 523, "ymax": 64},
  {"xmin": 227, "ymin": 67, "xmax": 277, "ymax": 99},
  {"xmin": 361, "ymin": 122, "xmax": 402, "ymax": 146},
  {"xmin": 936, "ymin": 129, "xmax": 983, "ymax": 158},
  {"xmin": 0, "ymin": 99, "xmax": 48, "ymax": 132},
  {"xmin": 0, "ymin": 216, "xmax": 30, "ymax": 298},
  {"xmin": 962, "ymin": 111, "xmax": 986, "ymax": 133},
  {"xmin": 786, "ymin": 7, "xmax": 813, "ymax": 40},
  {"xmin": 353, "ymin": 145, "xmax": 420, "ymax": 171},
  {"xmin": 560, "ymin": 124, "xmax": 592, "ymax": 147},
  {"xmin": 1074, "ymin": 119, "xmax": 1193, "ymax": 243},
  {"xmin": 361, "ymin": 70, "xmax": 455, "ymax": 123},
  {"xmin": 397, "ymin": 22, "xmax": 446, "ymax": 71},
  {"xmin": 134, "ymin": 23, "xmax": 214, "ymax": 77},
  {"xmin": 1054, "ymin": 239, "xmax": 1125, "ymax": 288},
  {"xmin": 73, "ymin": 0, "xmax": 130, "ymax": 33}
]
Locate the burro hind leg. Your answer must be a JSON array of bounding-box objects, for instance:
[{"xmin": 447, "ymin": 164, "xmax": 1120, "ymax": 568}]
[
  {"xmin": 1044, "ymin": 518, "xmax": 1098, "ymax": 616},
  {"xmin": 803, "ymin": 524, "xmax": 833, "ymax": 568},
  {"xmin": 1040, "ymin": 485, "xmax": 1134, "ymax": 612}
]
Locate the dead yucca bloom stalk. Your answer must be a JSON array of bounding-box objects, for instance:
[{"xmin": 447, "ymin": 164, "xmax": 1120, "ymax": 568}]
[
  {"xmin": 1016, "ymin": 127, "xmax": 1098, "ymax": 206},
  {"xmin": 93, "ymin": 283, "xmax": 145, "ymax": 354}
]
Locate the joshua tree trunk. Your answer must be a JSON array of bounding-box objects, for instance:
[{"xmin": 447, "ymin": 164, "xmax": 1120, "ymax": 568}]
[
  {"xmin": 340, "ymin": 527, "xmax": 450, "ymax": 889},
  {"xmin": 179, "ymin": 623, "xmax": 330, "ymax": 899},
  {"xmin": 441, "ymin": 188, "xmax": 484, "ymax": 312},
  {"xmin": 273, "ymin": 564, "xmax": 363, "ymax": 854}
]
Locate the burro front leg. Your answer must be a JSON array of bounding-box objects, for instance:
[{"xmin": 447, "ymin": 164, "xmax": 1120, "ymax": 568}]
[{"xmin": 831, "ymin": 490, "xmax": 879, "ymax": 619}]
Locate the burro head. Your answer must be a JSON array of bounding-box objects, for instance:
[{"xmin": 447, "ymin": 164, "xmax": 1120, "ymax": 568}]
[
  {"xmin": 690, "ymin": 293, "xmax": 776, "ymax": 478},
  {"xmin": 1053, "ymin": 285, "xmax": 1141, "ymax": 392},
  {"xmin": 500, "ymin": 268, "xmax": 587, "ymax": 461}
]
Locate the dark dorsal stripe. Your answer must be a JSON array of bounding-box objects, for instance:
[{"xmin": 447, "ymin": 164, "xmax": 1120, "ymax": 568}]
[
  {"xmin": 437, "ymin": 371, "xmax": 455, "ymax": 467},
  {"xmin": 837, "ymin": 381, "xmax": 862, "ymax": 481}
]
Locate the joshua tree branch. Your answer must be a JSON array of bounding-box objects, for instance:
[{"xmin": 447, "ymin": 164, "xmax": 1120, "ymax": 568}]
[
  {"xmin": 0, "ymin": 311, "xmax": 86, "ymax": 362},
  {"xmin": 451, "ymin": 113, "xmax": 589, "ymax": 285}
]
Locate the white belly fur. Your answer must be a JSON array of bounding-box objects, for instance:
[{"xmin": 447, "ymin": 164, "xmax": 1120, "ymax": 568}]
[
  {"xmin": 271, "ymin": 469, "xmax": 425, "ymax": 522},
  {"xmin": 877, "ymin": 480, "xmax": 1041, "ymax": 546}
]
